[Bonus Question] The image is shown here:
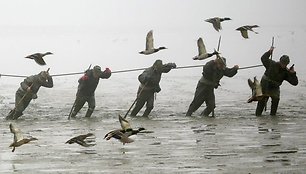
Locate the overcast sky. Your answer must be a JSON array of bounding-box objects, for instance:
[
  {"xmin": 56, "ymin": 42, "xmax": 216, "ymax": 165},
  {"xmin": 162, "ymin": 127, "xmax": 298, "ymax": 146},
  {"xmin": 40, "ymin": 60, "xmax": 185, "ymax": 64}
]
[{"xmin": 0, "ymin": 0, "xmax": 306, "ymax": 80}]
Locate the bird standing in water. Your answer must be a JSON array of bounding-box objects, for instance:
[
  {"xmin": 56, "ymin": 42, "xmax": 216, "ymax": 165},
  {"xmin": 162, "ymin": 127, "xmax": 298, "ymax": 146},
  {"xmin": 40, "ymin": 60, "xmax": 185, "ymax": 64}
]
[
  {"xmin": 9, "ymin": 123, "xmax": 38, "ymax": 152},
  {"xmin": 139, "ymin": 30, "xmax": 167, "ymax": 55},
  {"xmin": 236, "ymin": 25, "xmax": 259, "ymax": 39},
  {"xmin": 65, "ymin": 133, "xmax": 95, "ymax": 147},
  {"xmin": 25, "ymin": 52, "xmax": 53, "ymax": 65},
  {"xmin": 193, "ymin": 37, "xmax": 218, "ymax": 60},
  {"xmin": 205, "ymin": 17, "xmax": 231, "ymax": 32}
]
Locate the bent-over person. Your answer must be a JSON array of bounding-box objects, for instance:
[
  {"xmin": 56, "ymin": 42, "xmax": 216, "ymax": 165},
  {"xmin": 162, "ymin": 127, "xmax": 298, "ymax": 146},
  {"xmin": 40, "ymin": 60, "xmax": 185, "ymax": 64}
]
[
  {"xmin": 6, "ymin": 70, "xmax": 53, "ymax": 120},
  {"xmin": 130, "ymin": 60, "xmax": 176, "ymax": 117},
  {"xmin": 186, "ymin": 57, "xmax": 239, "ymax": 117},
  {"xmin": 69, "ymin": 65, "xmax": 111, "ymax": 118}
]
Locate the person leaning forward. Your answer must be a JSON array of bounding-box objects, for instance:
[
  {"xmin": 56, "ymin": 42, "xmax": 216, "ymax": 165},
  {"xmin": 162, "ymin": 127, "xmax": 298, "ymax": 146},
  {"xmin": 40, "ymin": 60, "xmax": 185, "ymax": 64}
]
[
  {"xmin": 69, "ymin": 65, "xmax": 111, "ymax": 118},
  {"xmin": 6, "ymin": 70, "xmax": 53, "ymax": 120},
  {"xmin": 130, "ymin": 59, "xmax": 176, "ymax": 117},
  {"xmin": 255, "ymin": 47, "xmax": 298, "ymax": 116},
  {"xmin": 186, "ymin": 56, "xmax": 239, "ymax": 117}
]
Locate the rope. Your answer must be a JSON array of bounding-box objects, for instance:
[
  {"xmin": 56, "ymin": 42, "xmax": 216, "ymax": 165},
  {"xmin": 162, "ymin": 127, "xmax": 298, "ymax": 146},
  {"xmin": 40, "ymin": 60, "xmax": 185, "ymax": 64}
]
[{"xmin": 0, "ymin": 64, "xmax": 264, "ymax": 78}]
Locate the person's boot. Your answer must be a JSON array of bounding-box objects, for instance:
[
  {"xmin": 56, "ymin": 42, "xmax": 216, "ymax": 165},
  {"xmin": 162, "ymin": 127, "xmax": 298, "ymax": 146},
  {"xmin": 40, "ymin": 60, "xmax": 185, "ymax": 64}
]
[
  {"xmin": 142, "ymin": 108, "xmax": 152, "ymax": 117},
  {"xmin": 69, "ymin": 110, "xmax": 78, "ymax": 118},
  {"xmin": 85, "ymin": 109, "xmax": 94, "ymax": 118},
  {"xmin": 186, "ymin": 109, "xmax": 192, "ymax": 116},
  {"xmin": 12, "ymin": 111, "xmax": 23, "ymax": 120}
]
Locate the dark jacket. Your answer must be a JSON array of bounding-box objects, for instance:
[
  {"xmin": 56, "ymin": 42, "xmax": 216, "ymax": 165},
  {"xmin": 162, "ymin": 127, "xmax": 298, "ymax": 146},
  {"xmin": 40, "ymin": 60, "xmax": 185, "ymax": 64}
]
[
  {"xmin": 19, "ymin": 74, "xmax": 53, "ymax": 96},
  {"xmin": 77, "ymin": 69, "xmax": 111, "ymax": 97},
  {"xmin": 138, "ymin": 63, "xmax": 173, "ymax": 92},
  {"xmin": 199, "ymin": 60, "xmax": 238, "ymax": 88},
  {"xmin": 261, "ymin": 51, "xmax": 298, "ymax": 89}
]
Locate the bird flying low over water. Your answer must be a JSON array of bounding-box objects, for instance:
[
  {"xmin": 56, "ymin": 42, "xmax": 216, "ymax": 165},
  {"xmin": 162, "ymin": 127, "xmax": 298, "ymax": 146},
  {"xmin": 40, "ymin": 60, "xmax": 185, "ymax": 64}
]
[
  {"xmin": 139, "ymin": 30, "xmax": 167, "ymax": 55},
  {"xmin": 193, "ymin": 37, "xmax": 218, "ymax": 60},
  {"xmin": 205, "ymin": 17, "xmax": 231, "ymax": 32},
  {"xmin": 65, "ymin": 133, "xmax": 95, "ymax": 147},
  {"xmin": 25, "ymin": 52, "xmax": 53, "ymax": 65},
  {"xmin": 104, "ymin": 115, "xmax": 145, "ymax": 145},
  {"xmin": 236, "ymin": 25, "xmax": 259, "ymax": 39},
  {"xmin": 9, "ymin": 123, "xmax": 38, "ymax": 152}
]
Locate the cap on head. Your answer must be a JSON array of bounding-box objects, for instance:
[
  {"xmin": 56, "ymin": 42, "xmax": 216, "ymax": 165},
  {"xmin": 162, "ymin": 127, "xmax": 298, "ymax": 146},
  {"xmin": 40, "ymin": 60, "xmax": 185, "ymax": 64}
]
[
  {"xmin": 153, "ymin": 59, "xmax": 163, "ymax": 70},
  {"xmin": 216, "ymin": 57, "xmax": 226, "ymax": 66},
  {"xmin": 280, "ymin": 55, "xmax": 290, "ymax": 65},
  {"xmin": 93, "ymin": 65, "xmax": 102, "ymax": 73}
]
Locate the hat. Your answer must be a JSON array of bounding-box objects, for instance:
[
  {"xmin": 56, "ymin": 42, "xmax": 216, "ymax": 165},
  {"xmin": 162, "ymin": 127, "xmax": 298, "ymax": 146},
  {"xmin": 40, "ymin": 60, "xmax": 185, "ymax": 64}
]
[
  {"xmin": 153, "ymin": 60, "xmax": 163, "ymax": 70},
  {"xmin": 217, "ymin": 57, "xmax": 226, "ymax": 66},
  {"xmin": 280, "ymin": 55, "xmax": 290, "ymax": 64},
  {"xmin": 93, "ymin": 65, "xmax": 102, "ymax": 73}
]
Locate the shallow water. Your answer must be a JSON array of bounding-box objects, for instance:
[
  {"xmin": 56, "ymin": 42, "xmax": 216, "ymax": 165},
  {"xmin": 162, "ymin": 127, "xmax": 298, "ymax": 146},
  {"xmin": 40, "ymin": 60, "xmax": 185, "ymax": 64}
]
[{"xmin": 1, "ymin": 70, "xmax": 306, "ymax": 173}]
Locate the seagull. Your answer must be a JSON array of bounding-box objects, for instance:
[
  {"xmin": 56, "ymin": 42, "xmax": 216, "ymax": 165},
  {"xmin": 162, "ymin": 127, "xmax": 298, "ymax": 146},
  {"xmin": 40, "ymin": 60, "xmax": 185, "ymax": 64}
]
[
  {"xmin": 104, "ymin": 115, "xmax": 145, "ymax": 145},
  {"xmin": 65, "ymin": 133, "xmax": 95, "ymax": 147},
  {"xmin": 205, "ymin": 17, "xmax": 231, "ymax": 32},
  {"xmin": 236, "ymin": 25, "xmax": 259, "ymax": 39},
  {"xmin": 193, "ymin": 38, "xmax": 218, "ymax": 60},
  {"xmin": 139, "ymin": 30, "xmax": 167, "ymax": 55},
  {"xmin": 25, "ymin": 52, "xmax": 53, "ymax": 65},
  {"xmin": 9, "ymin": 123, "xmax": 38, "ymax": 152}
]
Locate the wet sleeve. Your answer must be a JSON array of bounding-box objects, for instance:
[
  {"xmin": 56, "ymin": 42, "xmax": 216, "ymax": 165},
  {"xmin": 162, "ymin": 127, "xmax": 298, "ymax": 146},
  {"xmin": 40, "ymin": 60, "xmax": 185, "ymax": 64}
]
[
  {"xmin": 261, "ymin": 51, "xmax": 273, "ymax": 68},
  {"xmin": 285, "ymin": 71, "xmax": 298, "ymax": 86},
  {"xmin": 223, "ymin": 67, "xmax": 238, "ymax": 77}
]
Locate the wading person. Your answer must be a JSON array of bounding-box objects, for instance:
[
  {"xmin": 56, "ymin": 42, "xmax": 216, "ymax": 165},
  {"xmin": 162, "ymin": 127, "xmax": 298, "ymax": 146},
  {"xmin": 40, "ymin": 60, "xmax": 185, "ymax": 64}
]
[
  {"xmin": 6, "ymin": 70, "xmax": 53, "ymax": 120},
  {"xmin": 130, "ymin": 60, "xmax": 176, "ymax": 117},
  {"xmin": 255, "ymin": 47, "xmax": 298, "ymax": 116},
  {"xmin": 186, "ymin": 57, "xmax": 239, "ymax": 116},
  {"xmin": 69, "ymin": 65, "xmax": 111, "ymax": 118}
]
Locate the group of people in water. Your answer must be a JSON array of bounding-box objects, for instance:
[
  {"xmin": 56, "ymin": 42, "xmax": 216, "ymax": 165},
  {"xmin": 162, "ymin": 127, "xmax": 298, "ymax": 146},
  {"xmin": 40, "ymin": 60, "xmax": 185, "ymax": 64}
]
[{"xmin": 4, "ymin": 45, "xmax": 298, "ymax": 120}]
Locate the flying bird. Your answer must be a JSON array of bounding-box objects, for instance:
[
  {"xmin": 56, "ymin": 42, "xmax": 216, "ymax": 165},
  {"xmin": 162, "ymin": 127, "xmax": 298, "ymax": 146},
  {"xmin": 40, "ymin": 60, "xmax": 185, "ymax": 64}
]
[
  {"xmin": 205, "ymin": 17, "xmax": 231, "ymax": 32},
  {"xmin": 236, "ymin": 25, "xmax": 259, "ymax": 39},
  {"xmin": 193, "ymin": 38, "xmax": 218, "ymax": 60},
  {"xmin": 9, "ymin": 123, "xmax": 38, "ymax": 152},
  {"xmin": 104, "ymin": 115, "xmax": 145, "ymax": 145},
  {"xmin": 25, "ymin": 52, "xmax": 53, "ymax": 65},
  {"xmin": 139, "ymin": 30, "xmax": 167, "ymax": 55},
  {"xmin": 65, "ymin": 133, "xmax": 95, "ymax": 147}
]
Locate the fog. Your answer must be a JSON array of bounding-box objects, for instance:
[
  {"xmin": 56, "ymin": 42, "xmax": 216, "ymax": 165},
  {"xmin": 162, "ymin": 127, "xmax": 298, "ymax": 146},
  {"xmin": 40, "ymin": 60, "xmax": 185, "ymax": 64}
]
[{"xmin": 0, "ymin": 0, "xmax": 305, "ymax": 80}]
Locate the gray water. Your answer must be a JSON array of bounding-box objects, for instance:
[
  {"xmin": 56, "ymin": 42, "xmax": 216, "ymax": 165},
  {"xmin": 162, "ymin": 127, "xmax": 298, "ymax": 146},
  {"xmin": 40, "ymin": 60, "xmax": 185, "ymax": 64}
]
[{"xmin": 1, "ymin": 69, "xmax": 306, "ymax": 173}]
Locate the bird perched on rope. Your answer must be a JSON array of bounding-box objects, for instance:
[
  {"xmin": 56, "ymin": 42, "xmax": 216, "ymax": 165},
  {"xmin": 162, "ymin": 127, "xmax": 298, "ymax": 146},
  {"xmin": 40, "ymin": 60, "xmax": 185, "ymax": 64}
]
[
  {"xmin": 139, "ymin": 30, "xmax": 167, "ymax": 55},
  {"xmin": 25, "ymin": 52, "xmax": 53, "ymax": 65},
  {"xmin": 193, "ymin": 37, "xmax": 218, "ymax": 60},
  {"xmin": 9, "ymin": 123, "xmax": 38, "ymax": 152},
  {"xmin": 236, "ymin": 25, "xmax": 259, "ymax": 39},
  {"xmin": 205, "ymin": 17, "xmax": 231, "ymax": 32},
  {"xmin": 104, "ymin": 115, "xmax": 145, "ymax": 145},
  {"xmin": 65, "ymin": 133, "xmax": 95, "ymax": 147}
]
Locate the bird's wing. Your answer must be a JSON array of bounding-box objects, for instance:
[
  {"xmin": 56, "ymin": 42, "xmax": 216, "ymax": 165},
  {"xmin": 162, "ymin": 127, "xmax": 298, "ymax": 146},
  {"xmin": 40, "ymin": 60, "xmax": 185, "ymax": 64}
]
[
  {"xmin": 212, "ymin": 18, "xmax": 221, "ymax": 31},
  {"xmin": 25, "ymin": 53, "xmax": 40, "ymax": 59},
  {"xmin": 10, "ymin": 123, "xmax": 23, "ymax": 142},
  {"xmin": 240, "ymin": 30, "xmax": 249, "ymax": 39},
  {"xmin": 34, "ymin": 57, "xmax": 46, "ymax": 65},
  {"xmin": 119, "ymin": 115, "xmax": 132, "ymax": 131},
  {"xmin": 146, "ymin": 30, "xmax": 154, "ymax": 50},
  {"xmin": 120, "ymin": 135, "xmax": 134, "ymax": 144},
  {"xmin": 197, "ymin": 38, "xmax": 207, "ymax": 55},
  {"xmin": 248, "ymin": 79, "xmax": 254, "ymax": 89}
]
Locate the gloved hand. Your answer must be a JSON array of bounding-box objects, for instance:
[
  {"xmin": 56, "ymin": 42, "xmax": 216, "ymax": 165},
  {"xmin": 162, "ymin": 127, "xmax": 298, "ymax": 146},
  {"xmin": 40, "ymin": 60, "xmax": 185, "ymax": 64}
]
[
  {"xmin": 168, "ymin": 63, "xmax": 177, "ymax": 69},
  {"xmin": 154, "ymin": 86, "xmax": 161, "ymax": 93},
  {"xmin": 103, "ymin": 68, "xmax": 112, "ymax": 78}
]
